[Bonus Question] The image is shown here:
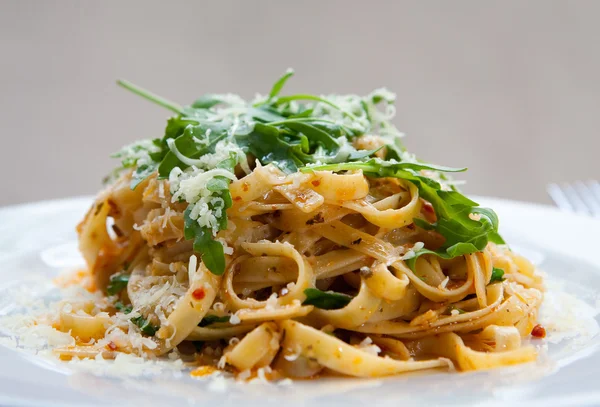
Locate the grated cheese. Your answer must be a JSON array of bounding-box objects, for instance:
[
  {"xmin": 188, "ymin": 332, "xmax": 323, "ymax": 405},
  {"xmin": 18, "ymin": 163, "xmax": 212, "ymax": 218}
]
[
  {"xmin": 188, "ymin": 255, "xmax": 198, "ymax": 282},
  {"xmin": 356, "ymin": 336, "xmax": 381, "ymax": 356},
  {"xmin": 216, "ymin": 238, "xmax": 234, "ymax": 255},
  {"xmin": 212, "ymin": 302, "xmax": 226, "ymax": 313},
  {"xmin": 278, "ymin": 378, "xmax": 294, "ymax": 386},
  {"xmin": 158, "ymin": 180, "xmax": 165, "ymax": 199},
  {"xmin": 237, "ymin": 369, "xmax": 252, "ymax": 381},
  {"xmin": 438, "ymin": 276, "xmax": 450, "ymax": 290},
  {"xmin": 254, "ymin": 365, "xmax": 272, "ymax": 383},
  {"xmin": 229, "ymin": 313, "xmax": 241, "ymax": 325},
  {"xmin": 265, "ymin": 293, "xmax": 278, "ymax": 311},
  {"xmin": 169, "ymin": 167, "xmax": 237, "ymax": 234},
  {"xmin": 539, "ymin": 276, "xmax": 600, "ymax": 345}
]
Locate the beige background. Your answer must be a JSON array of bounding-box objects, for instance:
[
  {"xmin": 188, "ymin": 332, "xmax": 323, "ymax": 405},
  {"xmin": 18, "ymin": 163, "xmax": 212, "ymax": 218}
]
[{"xmin": 0, "ymin": 0, "xmax": 598, "ymax": 207}]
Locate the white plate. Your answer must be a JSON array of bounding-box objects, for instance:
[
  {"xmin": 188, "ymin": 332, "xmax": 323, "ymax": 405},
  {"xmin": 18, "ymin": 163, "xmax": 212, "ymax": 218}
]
[{"xmin": 0, "ymin": 196, "xmax": 599, "ymax": 407}]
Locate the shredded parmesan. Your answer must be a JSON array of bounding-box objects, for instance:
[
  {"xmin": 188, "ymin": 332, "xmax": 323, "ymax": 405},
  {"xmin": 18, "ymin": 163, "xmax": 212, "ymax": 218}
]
[
  {"xmin": 356, "ymin": 336, "xmax": 382, "ymax": 356},
  {"xmin": 438, "ymin": 276, "xmax": 450, "ymax": 290},
  {"xmin": 229, "ymin": 313, "xmax": 241, "ymax": 325}
]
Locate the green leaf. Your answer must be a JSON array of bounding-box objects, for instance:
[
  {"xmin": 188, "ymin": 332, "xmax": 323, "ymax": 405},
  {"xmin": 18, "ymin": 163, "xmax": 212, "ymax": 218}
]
[
  {"xmin": 198, "ymin": 314, "xmax": 230, "ymax": 327},
  {"xmin": 302, "ymin": 158, "xmax": 466, "ymax": 175},
  {"xmin": 302, "ymin": 288, "xmax": 353, "ymax": 310},
  {"xmin": 106, "ymin": 274, "xmax": 129, "ymax": 296},
  {"xmin": 191, "ymin": 94, "xmax": 226, "ymax": 109},
  {"xmin": 488, "ymin": 231, "xmax": 506, "ymax": 245},
  {"xmin": 273, "ymin": 94, "xmax": 358, "ymax": 120},
  {"xmin": 197, "ymin": 239, "xmax": 226, "ymax": 276},
  {"xmin": 117, "ymin": 79, "xmax": 184, "ymax": 115},
  {"xmin": 163, "ymin": 117, "xmax": 199, "ymax": 141},
  {"xmin": 490, "ymin": 267, "xmax": 505, "ymax": 284},
  {"xmin": 131, "ymin": 316, "xmax": 159, "ymax": 336},
  {"xmin": 268, "ymin": 69, "xmax": 295, "ymax": 100},
  {"xmin": 183, "ymin": 208, "xmax": 227, "ymax": 276},
  {"xmin": 130, "ymin": 162, "xmax": 157, "ymax": 190},
  {"xmin": 348, "ymin": 146, "xmax": 384, "ymax": 161},
  {"xmin": 248, "ymin": 107, "xmax": 286, "ymax": 123},
  {"xmin": 280, "ymin": 121, "xmax": 339, "ymax": 151},
  {"xmin": 405, "ymin": 246, "xmax": 468, "ymax": 269},
  {"xmin": 242, "ymin": 124, "xmax": 308, "ymax": 173},
  {"xmin": 290, "ymin": 108, "xmax": 314, "ymax": 118},
  {"xmin": 114, "ymin": 301, "xmax": 133, "ymax": 314},
  {"xmin": 157, "ymin": 124, "xmax": 228, "ymax": 178}
]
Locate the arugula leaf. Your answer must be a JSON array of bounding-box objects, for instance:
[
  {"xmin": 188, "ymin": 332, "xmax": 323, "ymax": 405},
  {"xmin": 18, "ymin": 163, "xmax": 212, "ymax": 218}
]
[
  {"xmin": 273, "ymin": 94, "xmax": 358, "ymax": 121},
  {"xmin": 184, "ymin": 210, "xmax": 226, "ymax": 275},
  {"xmin": 348, "ymin": 147, "xmax": 384, "ymax": 161},
  {"xmin": 163, "ymin": 116, "xmax": 200, "ymax": 143},
  {"xmin": 302, "ymin": 158, "xmax": 466, "ymax": 175},
  {"xmin": 490, "ymin": 267, "xmax": 505, "ymax": 284},
  {"xmin": 130, "ymin": 163, "xmax": 157, "ymax": 190},
  {"xmin": 158, "ymin": 124, "xmax": 228, "ymax": 178},
  {"xmin": 488, "ymin": 231, "xmax": 506, "ymax": 245},
  {"xmin": 303, "ymin": 288, "xmax": 353, "ymax": 310},
  {"xmin": 242, "ymin": 124, "xmax": 308, "ymax": 173},
  {"xmin": 117, "ymin": 79, "xmax": 184, "ymax": 115},
  {"xmin": 248, "ymin": 107, "xmax": 286, "ymax": 123},
  {"xmin": 131, "ymin": 315, "xmax": 159, "ymax": 336},
  {"xmin": 281, "ymin": 121, "xmax": 339, "ymax": 151},
  {"xmin": 198, "ymin": 314, "xmax": 230, "ymax": 327},
  {"xmin": 106, "ymin": 274, "xmax": 129, "ymax": 296},
  {"xmin": 268, "ymin": 69, "xmax": 294, "ymax": 100},
  {"xmin": 191, "ymin": 94, "xmax": 227, "ymax": 109}
]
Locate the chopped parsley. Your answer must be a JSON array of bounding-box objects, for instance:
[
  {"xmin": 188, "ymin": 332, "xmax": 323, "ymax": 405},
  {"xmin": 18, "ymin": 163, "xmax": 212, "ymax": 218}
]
[
  {"xmin": 106, "ymin": 273, "xmax": 129, "ymax": 296},
  {"xmin": 489, "ymin": 267, "xmax": 505, "ymax": 284},
  {"xmin": 198, "ymin": 314, "xmax": 230, "ymax": 327},
  {"xmin": 114, "ymin": 301, "xmax": 132, "ymax": 314},
  {"xmin": 303, "ymin": 288, "xmax": 353, "ymax": 310},
  {"xmin": 131, "ymin": 315, "xmax": 159, "ymax": 336},
  {"xmin": 446, "ymin": 305, "xmax": 466, "ymax": 315},
  {"xmin": 115, "ymin": 301, "xmax": 158, "ymax": 336}
]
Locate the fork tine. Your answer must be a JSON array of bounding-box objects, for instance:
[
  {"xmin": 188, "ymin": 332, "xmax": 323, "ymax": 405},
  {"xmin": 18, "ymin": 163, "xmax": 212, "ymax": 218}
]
[
  {"xmin": 547, "ymin": 183, "xmax": 576, "ymax": 213},
  {"xmin": 563, "ymin": 183, "xmax": 593, "ymax": 216},
  {"xmin": 589, "ymin": 180, "xmax": 600, "ymax": 204},
  {"xmin": 577, "ymin": 181, "xmax": 600, "ymax": 218}
]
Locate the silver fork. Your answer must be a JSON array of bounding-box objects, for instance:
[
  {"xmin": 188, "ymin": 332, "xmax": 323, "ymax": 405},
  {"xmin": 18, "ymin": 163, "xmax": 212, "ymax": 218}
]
[{"xmin": 547, "ymin": 181, "xmax": 600, "ymax": 218}]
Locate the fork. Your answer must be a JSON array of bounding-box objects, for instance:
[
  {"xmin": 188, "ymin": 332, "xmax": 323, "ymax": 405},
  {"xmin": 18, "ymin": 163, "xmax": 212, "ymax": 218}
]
[{"xmin": 547, "ymin": 181, "xmax": 600, "ymax": 218}]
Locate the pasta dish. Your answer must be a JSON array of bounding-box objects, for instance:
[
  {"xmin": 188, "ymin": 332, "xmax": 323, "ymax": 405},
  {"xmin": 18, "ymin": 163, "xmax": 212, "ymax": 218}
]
[{"xmin": 55, "ymin": 70, "xmax": 544, "ymax": 380}]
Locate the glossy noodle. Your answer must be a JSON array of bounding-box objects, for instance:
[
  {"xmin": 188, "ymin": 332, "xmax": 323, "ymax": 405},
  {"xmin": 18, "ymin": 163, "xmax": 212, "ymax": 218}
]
[{"xmin": 51, "ymin": 71, "xmax": 544, "ymax": 380}]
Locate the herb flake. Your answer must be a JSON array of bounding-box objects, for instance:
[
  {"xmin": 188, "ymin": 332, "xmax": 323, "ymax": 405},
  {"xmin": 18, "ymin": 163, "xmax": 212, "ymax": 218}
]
[{"xmin": 303, "ymin": 288, "xmax": 353, "ymax": 310}]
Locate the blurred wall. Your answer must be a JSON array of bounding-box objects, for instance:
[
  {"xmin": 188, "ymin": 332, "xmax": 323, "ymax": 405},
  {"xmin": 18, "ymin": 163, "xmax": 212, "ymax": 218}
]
[{"xmin": 0, "ymin": 0, "xmax": 599, "ymax": 206}]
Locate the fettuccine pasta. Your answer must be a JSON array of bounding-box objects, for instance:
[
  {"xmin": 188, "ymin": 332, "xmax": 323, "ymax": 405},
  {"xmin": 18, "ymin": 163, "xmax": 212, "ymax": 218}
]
[{"xmin": 51, "ymin": 71, "xmax": 544, "ymax": 380}]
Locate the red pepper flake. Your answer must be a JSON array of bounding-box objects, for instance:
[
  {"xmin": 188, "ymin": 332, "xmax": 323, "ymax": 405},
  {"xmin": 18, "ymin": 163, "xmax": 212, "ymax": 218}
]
[
  {"xmin": 233, "ymin": 196, "xmax": 242, "ymax": 202},
  {"xmin": 192, "ymin": 288, "xmax": 206, "ymax": 300},
  {"xmin": 107, "ymin": 341, "xmax": 117, "ymax": 351},
  {"xmin": 531, "ymin": 324, "xmax": 546, "ymax": 338},
  {"xmin": 422, "ymin": 201, "xmax": 436, "ymax": 223},
  {"xmin": 311, "ymin": 179, "xmax": 321, "ymax": 187},
  {"xmin": 242, "ymin": 182, "xmax": 250, "ymax": 192}
]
